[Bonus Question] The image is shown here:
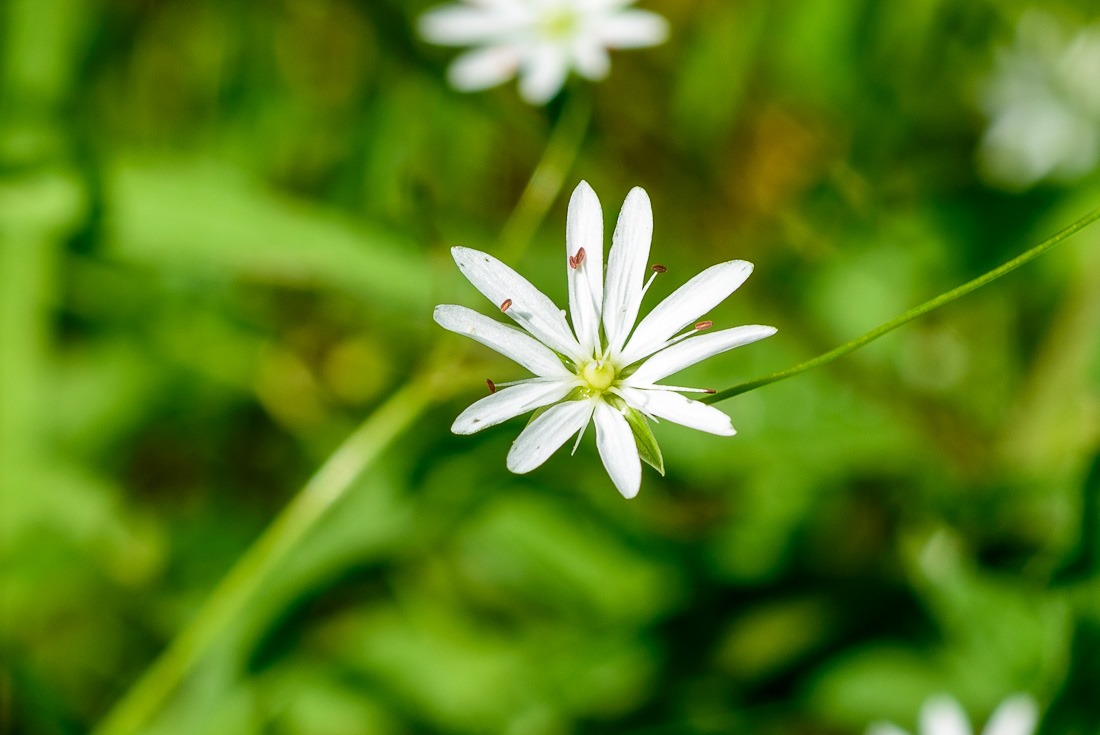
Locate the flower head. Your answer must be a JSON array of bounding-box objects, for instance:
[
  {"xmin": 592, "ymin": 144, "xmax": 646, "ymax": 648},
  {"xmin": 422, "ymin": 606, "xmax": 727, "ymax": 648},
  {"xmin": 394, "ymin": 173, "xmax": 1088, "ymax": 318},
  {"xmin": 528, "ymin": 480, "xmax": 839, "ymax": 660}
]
[
  {"xmin": 979, "ymin": 11, "xmax": 1100, "ymax": 189},
  {"xmin": 434, "ymin": 182, "xmax": 775, "ymax": 498},
  {"xmin": 418, "ymin": 0, "xmax": 669, "ymax": 104},
  {"xmin": 869, "ymin": 694, "xmax": 1039, "ymax": 735}
]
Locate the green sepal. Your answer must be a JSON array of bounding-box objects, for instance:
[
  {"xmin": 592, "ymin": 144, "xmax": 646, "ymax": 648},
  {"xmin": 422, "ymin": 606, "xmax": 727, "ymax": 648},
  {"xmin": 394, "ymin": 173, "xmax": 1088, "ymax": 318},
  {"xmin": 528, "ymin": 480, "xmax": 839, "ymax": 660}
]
[
  {"xmin": 623, "ymin": 406, "xmax": 664, "ymax": 476},
  {"xmin": 523, "ymin": 388, "xmax": 592, "ymax": 430},
  {"xmin": 524, "ymin": 404, "xmax": 552, "ymax": 429}
]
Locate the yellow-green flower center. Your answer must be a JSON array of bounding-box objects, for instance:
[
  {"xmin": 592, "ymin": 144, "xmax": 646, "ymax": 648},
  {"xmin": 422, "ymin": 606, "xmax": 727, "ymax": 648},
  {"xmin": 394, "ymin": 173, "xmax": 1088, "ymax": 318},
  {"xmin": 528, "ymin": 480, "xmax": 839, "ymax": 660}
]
[
  {"xmin": 541, "ymin": 9, "xmax": 579, "ymax": 39},
  {"xmin": 581, "ymin": 360, "xmax": 617, "ymax": 392}
]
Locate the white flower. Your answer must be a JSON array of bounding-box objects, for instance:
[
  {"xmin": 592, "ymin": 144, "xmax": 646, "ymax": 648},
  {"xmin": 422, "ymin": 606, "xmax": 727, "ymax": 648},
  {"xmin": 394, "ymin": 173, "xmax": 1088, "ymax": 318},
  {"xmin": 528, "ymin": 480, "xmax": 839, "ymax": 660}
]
[
  {"xmin": 868, "ymin": 694, "xmax": 1039, "ymax": 735},
  {"xmin": 979, "ymin": 11, "xmax": 1100, "ymax": 189},
  {"xmin": 418, "ymin": 0, "xmax": 669, "ymax": 105},
  {"xmin": 434, "ymin": 181, "xmax": 775, "ymax": 498}
]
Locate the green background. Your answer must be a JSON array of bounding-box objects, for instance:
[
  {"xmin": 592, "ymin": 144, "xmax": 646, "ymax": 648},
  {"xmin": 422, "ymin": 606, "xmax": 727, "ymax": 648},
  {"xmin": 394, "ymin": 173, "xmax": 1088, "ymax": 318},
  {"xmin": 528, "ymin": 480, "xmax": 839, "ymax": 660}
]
[{"xmin": 2, "ymin": 0, "xmax": 1100, "ymax": 733}]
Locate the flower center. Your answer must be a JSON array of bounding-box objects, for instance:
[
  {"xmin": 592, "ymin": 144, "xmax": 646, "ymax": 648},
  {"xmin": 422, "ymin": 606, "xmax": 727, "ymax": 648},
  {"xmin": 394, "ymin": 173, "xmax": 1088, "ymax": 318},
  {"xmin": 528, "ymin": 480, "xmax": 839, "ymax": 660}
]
[
  {"xmin": 581, "ymin": 360, "xmax": 616, "ymax": 392},
  {"xmin": 540, "ymin": 8, "xmax": 579, "ymax": 40}
]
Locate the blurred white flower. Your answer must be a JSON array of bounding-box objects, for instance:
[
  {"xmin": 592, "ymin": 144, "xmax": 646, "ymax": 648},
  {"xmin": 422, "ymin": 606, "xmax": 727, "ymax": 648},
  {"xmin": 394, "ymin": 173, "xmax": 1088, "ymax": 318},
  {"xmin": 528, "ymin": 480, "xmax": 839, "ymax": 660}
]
[
  {"xmin": 418, "ymin": 0, "xmax": 668, "ymax": 104},
  {"xmin": 868, "ymin": 694, "xmax": 1039, "ymax": 735},
  {"xmin": 434, "ymin": 181, "xmax": 774, "ymax": 498},
  {"xmin": 979, "ymin": 10, "xmax": 1100, "ymax": 189}
]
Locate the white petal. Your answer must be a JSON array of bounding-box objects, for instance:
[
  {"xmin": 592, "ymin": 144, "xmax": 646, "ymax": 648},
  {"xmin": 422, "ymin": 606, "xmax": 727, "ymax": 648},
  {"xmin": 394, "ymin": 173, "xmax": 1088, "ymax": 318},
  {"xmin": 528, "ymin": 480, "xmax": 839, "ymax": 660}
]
[
  {"xmin": 866, "ymin": 724, "xmax": 911, "ymax": 735},
  {"xmin": 618, "ymin": 387, "xmax": 735, "ymax": 436},
  {"xmin": 418, "ymin": 6, "xmax": 520, "ymax": 46},
  {"xmin": 469, "ymin": 0, "xmax": 517, "ymax": 8},
  {"xmin": 451, "ymin": 247, "xmax": 583, "ymax": 362},
  {"xmin": 619, "ymin": 260, "xmax": 754, "ymax": 366},
  {"xmin": 920, "ymin": 696, "xmax": 973, "ymax": 735},
  {"xmin": 624, "ymin": 325, "xmax": 777, "ymax": 385},
  {"xmin": 982, "ymin": 696, "xmax": 1038, "ymax": 735},
  {"xmin": 452, "ymin": 380, "xmax": 576, "ymax": 435},
  {"xmin": 584, "ymin": 0, "xmax": 635, "ymax": 10},
  {"xmin": 447, "ymin": 46, "xmax": 521, "ymax": 91},
  {"xmin": 566, "ymin": 181, "xmax": 605, "ymax": 355},
  {"xmin": 593, "ymin": 401, "xmax": 642, "ymax": 499},
  {"xmin": 507, "ymin": 399, "xmax": 596, "ymax": 474},
  {"xmin": 979, "ymin": 103, "xmax": 1095, "ymax": 188},
  {"xmin": 518, "ymin": 43, "xmax": 570, "ymax": 104},
  {"xmin": 602, "ymin": 187, "xmax": 653, "ymax": 355},
  {"xmin": 596, "ymin": 10, "xmax": 669, "ymax": 48},
  {"xmin": 572, "ymin": 38, "xmax": 611, "ymax": 80},
  {"xmin": 434, "ymin": 304, "xmax": 574, "ymax": 378}
]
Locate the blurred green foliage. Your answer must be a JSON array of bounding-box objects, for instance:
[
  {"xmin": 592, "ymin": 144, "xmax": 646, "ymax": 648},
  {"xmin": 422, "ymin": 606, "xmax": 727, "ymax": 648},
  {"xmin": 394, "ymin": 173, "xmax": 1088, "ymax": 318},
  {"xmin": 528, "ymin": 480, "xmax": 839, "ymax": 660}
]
[{"xmin": 2, "ymin": 0, "xmax": 1100, "ymax": 733}]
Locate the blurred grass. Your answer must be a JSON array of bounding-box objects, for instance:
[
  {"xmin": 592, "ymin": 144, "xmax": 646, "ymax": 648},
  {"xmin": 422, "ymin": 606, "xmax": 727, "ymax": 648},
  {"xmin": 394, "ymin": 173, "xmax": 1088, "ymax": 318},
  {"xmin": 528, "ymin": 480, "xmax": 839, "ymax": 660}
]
[{"xmin": 2, "ymin": 0, "xmax": 1100, "ymax": 734}]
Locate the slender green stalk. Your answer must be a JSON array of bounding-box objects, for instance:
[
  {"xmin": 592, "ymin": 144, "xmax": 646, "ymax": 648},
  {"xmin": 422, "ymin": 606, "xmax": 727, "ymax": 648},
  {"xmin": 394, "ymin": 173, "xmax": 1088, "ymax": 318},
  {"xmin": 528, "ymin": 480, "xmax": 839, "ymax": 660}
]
[
  {"xmin": 93, "ymin": 377, "xmax": 434, "ymax": 735},
  {"xmin": 706, "ymin": 206, "xmax": 1100, "ymax": 404},
  {"xmin": 496, "ymin": 92, "xmax": 591, "ymax": 259},
  {"xmin": 94, "ymin": 99, "xmax": 592, "ymax": 735}
]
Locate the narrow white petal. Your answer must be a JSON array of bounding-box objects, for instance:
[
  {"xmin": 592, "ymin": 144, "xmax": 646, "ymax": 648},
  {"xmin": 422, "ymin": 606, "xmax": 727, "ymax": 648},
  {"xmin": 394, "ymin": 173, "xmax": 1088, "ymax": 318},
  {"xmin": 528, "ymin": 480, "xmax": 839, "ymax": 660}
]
[
  {"xmin": 596, "ymin": 10, "xmax": 669, "ymax": 48},
  {"xmin": 624, "ymin": 325, "xmax": 777, "ymax": 385},
  {"xmin": 602, "ymin": 187, "xmax": 653, "ymax": 355},
  {"xmin": 618, "ymin": 387, "xmax": 735, "ymax": 436},
  {"xmin": 452, "ymin": 380, "xmax": 575, "ymax": 435},
  {"xmin": 593, "ymin": 401, "xmax": 642, "ymax": 499},
  {"xmin": 451, "ymin": 247, "xmax": 583, "ymax": 361},
  {"xmin": 982, "ymin": 696, "xmax": 1038, "ymax": 735},
  {"xmin": 572, "ymin": 38, "xmax": 611, "ymax": 80},
  {"xmin": 518, "ymin": 44, "xmax": 570, "ymax": 104},
  {"xmin": 584, "ymin": 0, "xmax": 634, "ymax": 10},
  {"xmin": 619, "ymin": 260, "xmax": 754, "ymax": 366},
  {"xmin": 434, "ymin": 304, "xmax": 574, "ymax": 378},
  {"xmin": 566, "ymin": 181, "xmax": 604, "ymax": 355},
  {"xmin": 920, "ymin": 696, "xmax": 973, "ymax": 735},
  {"xmin": 447, "ymin": 46, "xmax": 521, "ymax": 91},
  {"xmin": 418, "ymin": 7, "xmax": 519, "ymax": 46},
  {"xmin": 507, "ymin": 399, "xmax": 596, "ymax": 474},
  {"xmin": 469, "ymin": 0, "xmax": 516, "ymax": 8},
  {"xmin": 866, "ymin": 724, "xmax": 911, "ymax": 735}
]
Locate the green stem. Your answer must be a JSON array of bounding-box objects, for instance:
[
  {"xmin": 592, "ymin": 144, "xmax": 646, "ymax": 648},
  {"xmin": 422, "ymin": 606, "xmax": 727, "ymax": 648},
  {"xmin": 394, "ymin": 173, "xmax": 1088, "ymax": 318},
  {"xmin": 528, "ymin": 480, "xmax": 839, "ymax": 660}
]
[
  {"xmin": 706, "ymin": 205, "xmax": 1100, "ymax": 404},
  {"xmin": 93, "ymin": 378, "xmax": 433, "ymax": 735},
  {"xmin": 496, "ymin": 91, "xmax": 591, "ymax": 259},
  {"xmin": 93, "ymin": 95, "xmax": 591, "ymax": 735}
]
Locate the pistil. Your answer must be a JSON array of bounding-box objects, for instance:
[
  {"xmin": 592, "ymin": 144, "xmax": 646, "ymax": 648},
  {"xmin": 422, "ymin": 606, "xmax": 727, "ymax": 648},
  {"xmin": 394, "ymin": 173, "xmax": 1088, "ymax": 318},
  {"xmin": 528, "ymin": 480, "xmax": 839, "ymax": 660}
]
[{"xmin": 581, "ymin": 360, "xmax": 617, "ymax": 392}]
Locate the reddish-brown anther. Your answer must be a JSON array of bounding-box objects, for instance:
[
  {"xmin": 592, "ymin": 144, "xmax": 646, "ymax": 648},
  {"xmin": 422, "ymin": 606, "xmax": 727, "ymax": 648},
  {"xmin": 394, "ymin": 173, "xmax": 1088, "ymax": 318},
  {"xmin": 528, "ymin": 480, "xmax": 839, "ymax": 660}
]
[
  {"xmin": 500, "ymin": 299, "xmax": 513, "ymax": 312},
  {"xmin": 569, "ymin": 247, "xmax": 587, "ymax": 270},
  {"xmin": 486, "ymin": 379, "xmax": 497, "ymax": 394}
]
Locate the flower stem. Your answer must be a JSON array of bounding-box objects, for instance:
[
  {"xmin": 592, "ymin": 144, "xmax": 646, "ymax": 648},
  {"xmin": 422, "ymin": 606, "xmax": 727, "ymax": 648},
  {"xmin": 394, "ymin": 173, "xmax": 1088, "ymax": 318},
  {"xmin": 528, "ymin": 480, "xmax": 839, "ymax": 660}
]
[
  {"xmin": 92, "ymin": 376, "xmax": 435, "ymax": 735},
  {"xmin": 705, "ymin": 205, "xmax": 1100, "ymax": 404},
  {"xmin": 496, "ymin": 91, "xmax": 591, "ymax": 260},
  {"xmin": 93, "ymin": 97, "xmax": 592, "ymax": 735}
]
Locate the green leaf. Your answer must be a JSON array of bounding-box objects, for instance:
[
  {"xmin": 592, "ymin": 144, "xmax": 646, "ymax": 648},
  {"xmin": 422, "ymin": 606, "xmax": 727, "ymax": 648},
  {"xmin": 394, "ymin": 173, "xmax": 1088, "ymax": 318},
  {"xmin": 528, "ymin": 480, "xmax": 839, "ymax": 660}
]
[
  {"xmin": 105, "ymin": 158, "xmax": 432, "ymax": 312},
  {"xmin": 623, "ymin": 407, "xmax": 664, "ymax": 476}
]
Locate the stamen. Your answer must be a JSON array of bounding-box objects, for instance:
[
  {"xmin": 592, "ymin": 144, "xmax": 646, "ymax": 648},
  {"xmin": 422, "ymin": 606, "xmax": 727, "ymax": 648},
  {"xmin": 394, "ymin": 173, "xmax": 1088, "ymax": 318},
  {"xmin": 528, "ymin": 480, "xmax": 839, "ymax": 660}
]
[
  {"xmin": 486, "ymin": 379, "xmax": 497, "ymax": 394},
  {"xmin": 500, "ymin": 298, "xmax": 513, "ymax": 312},
  {"xmin": 492, "ymin": 377, "xmax": 572, "ymax": 390},
  {"xmin": 569, "ymin": 247, "xmax": 586, "ymax": 270},
  {"xmin": 631, "ymin": 383, "xmax": 714, "ymax": 394},
  {"xmin": 641, "ymin": 264, "xmax": 666, "ymax": 299},
  {"xmin": 659, "ymin": 323, "xmax": 711, "ymax": 351}
]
